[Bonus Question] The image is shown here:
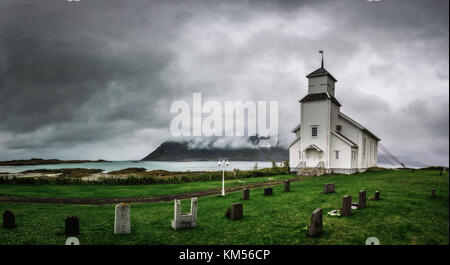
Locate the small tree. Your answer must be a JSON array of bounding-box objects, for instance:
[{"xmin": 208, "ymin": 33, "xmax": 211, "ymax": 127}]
[
  {"xmin": 254, "ymin": 163, "xmax": 258, "ymax": 171},
  {"xmin": 272, "ymin": 161, "xmax": 276, "ymax": 169}
]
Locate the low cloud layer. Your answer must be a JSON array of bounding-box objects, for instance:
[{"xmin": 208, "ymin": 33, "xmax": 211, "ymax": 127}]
[{"xmin": 0, "ymin": 0, "xmax": 448, "ymax": 166}]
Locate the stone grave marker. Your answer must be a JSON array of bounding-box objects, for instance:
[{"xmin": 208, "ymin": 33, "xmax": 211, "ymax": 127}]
[
  {"xmin": 226, "ymin": 203, "xmax": 243, "ymax": 220},
  {"xmin": 172, "ymin": 197, "xmax": 198, "ymax": 230},
  {"xmin": 308, "ymin": 208, "xmax": 322, "ymax": 237},
  {"xmin": 341, "ymin": 195, "xmax": 352, "ymax": 217},
  {"xmin": 324, "ymin": 183, "xmax": 335, "ymax": 194},
  {"xmin": 374, "ymin": 191, "xmax": 380, "ymax": 201},
  {"xmin": 65, "ymin": 215, "xmax": 80, "ymax": 236},
  {"xmin": 3, "ymin": 210, "xmax": 16, "ymax": 229},
  {"xmin": 284, "ymin": 180, "xmax": 290, "ymax": 192},
  {"xmin": 359, "ymin": 190, "xmax": 367, "ymax": 209},
  {"xmin": 114, "ymin": 202, "xmax": 131, "ymax": 235},
  {"xmin": 432, "ymin": 188, "xmax": 436, "ymax": 198},
  {"xmin": 264, "ymin": 187, "xmax": 273, "ymax": 196},
  {"xmin": 243, "ymin": 188, "xmax": 250, "ymax": 200}
]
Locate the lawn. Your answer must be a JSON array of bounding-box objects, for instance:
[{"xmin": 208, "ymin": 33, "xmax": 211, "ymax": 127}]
[{"xmin": 0, "ymin": 169, "xmax": 448, "ymax": 245}]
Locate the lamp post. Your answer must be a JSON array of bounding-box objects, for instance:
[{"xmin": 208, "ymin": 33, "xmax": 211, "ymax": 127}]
[{"xmin": 218, "ymin": 157, "xmax": 229, "ymax": 196}]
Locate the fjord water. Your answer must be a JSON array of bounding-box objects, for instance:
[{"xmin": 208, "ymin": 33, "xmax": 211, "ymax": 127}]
[{"xmin": 0, "ymin": 161, "xmax": 275, "ymax": 174}]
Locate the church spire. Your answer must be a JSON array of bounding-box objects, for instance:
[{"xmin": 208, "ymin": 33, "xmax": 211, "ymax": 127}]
[{"xmin": 319, "ymin": 50, "xmax": 324, "ymax": 68}]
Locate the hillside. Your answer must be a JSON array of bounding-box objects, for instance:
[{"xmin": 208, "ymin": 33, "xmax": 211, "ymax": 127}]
[{"xmin": 142, "ymin": 141, "xmax": 288, "ymax": 161}]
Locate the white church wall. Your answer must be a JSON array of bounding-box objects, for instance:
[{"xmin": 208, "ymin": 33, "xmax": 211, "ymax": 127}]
[
  {"xmin": 300, "ymin": 100, "xmax": 330, "ymax": 167},
  {"xmin": 289, "ymin": 140, "xmax": 301, "ymax": 170},
  {"xmin": 330, "ymin": 134, "xmax": 352, "ymax": 169},
  {"xmin": 359, "ymin": 132, "xmax": 379, "ymax": 169},
  {"xmin": 337, "ymin": 115, "xmax": 360, "ymax": 144}
]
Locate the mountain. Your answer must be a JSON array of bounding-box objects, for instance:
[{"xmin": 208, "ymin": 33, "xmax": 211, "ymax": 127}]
[{"xmin": 142, "ymin": 138, "xmax": 288, "ymax": 162}]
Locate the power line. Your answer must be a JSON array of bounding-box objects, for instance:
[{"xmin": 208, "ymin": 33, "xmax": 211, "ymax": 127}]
[{"xmin": 378, "ymin": 143, "xmax": 406, "ymax": 168}]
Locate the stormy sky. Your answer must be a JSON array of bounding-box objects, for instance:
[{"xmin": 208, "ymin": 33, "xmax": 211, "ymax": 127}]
[{"xmin": 0, "ymin": 0, "xmax": 448, "ymax": 166}]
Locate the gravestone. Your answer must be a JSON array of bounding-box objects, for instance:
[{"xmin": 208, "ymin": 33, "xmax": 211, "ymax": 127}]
[
  {"xmin": 264, "ymin": 187, "xmax": 273, "ymax": 196},
  {"xmin": 3, "ymin": 210, "xmax": 16, "ymax": 229},
  {"xmin": 308, "ymin": 208, "xmax": 322, "ymax": 237},
  {"xmin": 284, "ymin": 180, "xmax": 290, "ymax": 192},
  {"xmin": 114, "ymin": 202, "xmax": 131, "ymax": 235},
  {"xmin": 233, "ymin": 168, "xmax": 237, "ymax": 178},
  {"xmin": 359, "ymin": 190, "xmax": 367, "ymax": 209},
  {"xmin": 440, "ymin": 169, "xmax": 443, "ymax": 176},
  {"xmin": 431, "ymin": 188, "xmax": 436, "ymax": 198},
  {"xmin": 172, "ymin": 198, "xmax": 198, "ymax": 230},
  {"xmin": 324, "ymin": 183, "xmax": 335, "ymax": 194},
  {"xmin": 231, "ymin": 203, "xmax": 243, "ymax": 220},
  {"xmin": 374, "ymin": 191, "xmax": 380, "ymax": 201},
  {"xmin": 243, "ymin": 189, "xmax": 250, "ymax": 200},
  {"xmin": 341, "ymin": 195, "xmax": 352, "ymax": 217},
  {"xmin": 65, "ymin": 215, "xmax": 80, "ymax": 236}
]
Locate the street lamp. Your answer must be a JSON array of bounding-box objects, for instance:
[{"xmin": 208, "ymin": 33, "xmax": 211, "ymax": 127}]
[{"xmin": 218, "ymin": 157, "xmax": 229, "ymax": 196}]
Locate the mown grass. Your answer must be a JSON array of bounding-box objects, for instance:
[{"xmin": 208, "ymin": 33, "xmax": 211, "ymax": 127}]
[
  {"xmin": 0, "ymin": 169, "xmax": 448, "ymax": 245},
  {"xmin": 0, "ymin": 174, "xmax": 295, "ymax": 198}
]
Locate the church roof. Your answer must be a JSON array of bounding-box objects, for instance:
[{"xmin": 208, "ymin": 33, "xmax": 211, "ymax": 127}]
[
  {"xmin": 339, "ymin": 113, "xmax": 381, "ymax": 141},
  {"xmin": 306, "ymin": 67, "xmax": 337, "ymax": 82},
  {"xmin": 291, "ymin": 124, "xmax": 301, "ymax": 133},
  {"xmin": 299, "ymin": 92, "xmax": 342, "ymax": 106},
  {"xmin": 303, "ymin": 144, "xmax": 323, "ymax": 152},
  {"xmin": 332, "ymin": 130, "xmax": 358, "ymax": 147}
]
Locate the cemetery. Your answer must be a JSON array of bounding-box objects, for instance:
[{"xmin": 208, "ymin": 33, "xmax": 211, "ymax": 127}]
[{"xmin": 0, "ymin": 168, "xmax": 448, "ymax": 245}]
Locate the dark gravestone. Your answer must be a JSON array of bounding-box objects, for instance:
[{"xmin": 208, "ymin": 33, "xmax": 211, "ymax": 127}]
[
  {"xmin": 308, "ymin": 208, "xmax": 323, "ymax": 237},
  {"xmin": 3, "ymin": 210, "xmax": 16, "ymax": 229},
  {"xmin": 226, "ymin": 203, "xmax": 243, "ymax": 220},
  {"xmin": 358, "ymin": 190, "xmax": 367, "ymax": 209},
  {"xmin": 324, "ymin": 183, "xmax": 335, "ymax": 194},
  {"xmin": 242, "ymin": 189, "xmax": 250, "ymax": 200},
  {"xmin": 231, "ymin": 203, "xmax": 243, "ymax": 220},
  {"xmin": 65, "ymin": 215, "xmax": 80, "ymax": 236},
  {"xmin": 341, "ymin": 195, "xmax": 352, "ymax": 217},
  {"xmin": 431, "ymin": 188, "xmax": 436, "ymax": 198},
  {"xmin": 284, "ymin": 180, "xmax": 290, "ymax": 192},
  {"xmin": 264, "ymin": 187, "xmax": 273, "ymax": 196},
  {"xmin": 440, "ymin": 170, "xmax": 443, "ymax": 176},
  {"xmin": 374, "ymin": 191, "xmax": 380, "ymax": 201}
]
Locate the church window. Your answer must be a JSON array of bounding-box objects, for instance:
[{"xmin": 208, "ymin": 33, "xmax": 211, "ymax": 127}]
[
  {"xmin": 335, "ymin": 151, "xmax": 340, "ymax": 160},
  {"xmin": 362, "ymin": 138, "xmax": 367, "ymax": 157},
  {"xmin": 312, "ymin": 126, "xmax": 318, "ymax": 137}
]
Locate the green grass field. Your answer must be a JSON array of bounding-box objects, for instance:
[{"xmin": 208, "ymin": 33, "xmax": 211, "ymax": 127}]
[{"xmin": 0, "ymin": 169, "xmax": 448, "ymax": 245}]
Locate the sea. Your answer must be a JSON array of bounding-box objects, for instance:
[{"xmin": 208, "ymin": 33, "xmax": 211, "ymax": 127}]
[
  {"xmin": 0, "ymin": 161, "xmax": 277, "ymax": 174},
  {"xmin": 0, "ymin": 160, "xmax": 410, "ymax": 174}
]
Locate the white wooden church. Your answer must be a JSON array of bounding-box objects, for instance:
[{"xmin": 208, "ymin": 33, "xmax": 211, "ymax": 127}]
[{"xmin": 289, "ymin": 55, "xmax": 380, "ymax": 175}]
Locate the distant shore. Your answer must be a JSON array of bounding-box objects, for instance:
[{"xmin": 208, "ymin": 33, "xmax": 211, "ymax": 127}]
[{"xmin": 0, "ymin": 158, "xmax": 110, "ymax": 166}]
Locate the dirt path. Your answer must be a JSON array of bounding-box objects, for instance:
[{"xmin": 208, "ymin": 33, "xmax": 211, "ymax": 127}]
[{"xmin": 0, "ymin": 176, "xmax": 306, "ymax": 205}]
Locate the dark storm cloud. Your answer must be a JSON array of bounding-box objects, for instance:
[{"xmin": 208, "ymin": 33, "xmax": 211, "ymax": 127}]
[{"xmin": 0, "ymin": 0, "xmax": 448, "ymax": 165}]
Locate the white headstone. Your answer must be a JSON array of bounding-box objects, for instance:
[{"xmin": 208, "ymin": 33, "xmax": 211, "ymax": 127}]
[
  {"xmin": 114, "ymin": 202, "xmax": 130, "ymax": 235},
  {"xmin": 171, "ymin": 197, "xmax": 198, "ymax": 230}
]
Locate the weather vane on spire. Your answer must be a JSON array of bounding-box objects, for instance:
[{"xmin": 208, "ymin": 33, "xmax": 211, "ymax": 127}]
[{"xmin": 319, "ymin": 50, "xmax": 324, "ymax": 68}]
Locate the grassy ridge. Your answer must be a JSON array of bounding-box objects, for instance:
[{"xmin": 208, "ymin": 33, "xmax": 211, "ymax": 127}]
[
  {"xmin": 0, "ymin": 169, "xmax": 448, "ymax": 245},
  {"xmin": 0, "ymin": 174, "xmax": 295, "ymax": 198}
]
